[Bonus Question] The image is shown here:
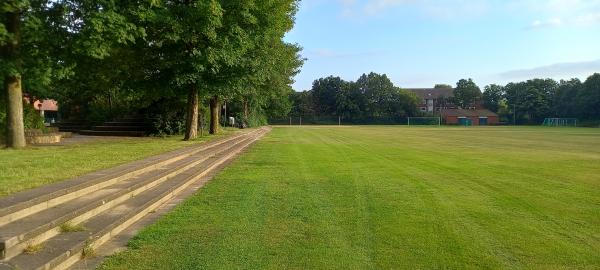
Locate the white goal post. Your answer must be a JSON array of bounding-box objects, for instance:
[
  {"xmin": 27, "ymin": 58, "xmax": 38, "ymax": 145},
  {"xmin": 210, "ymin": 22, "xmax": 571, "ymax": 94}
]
[
  {"xmin": 408, "ymin": 117, "xmax": 442, "ymax": 126},
  {"xmin": 542, "ymin": 118, "xmax": 578, "ymax": 127}
]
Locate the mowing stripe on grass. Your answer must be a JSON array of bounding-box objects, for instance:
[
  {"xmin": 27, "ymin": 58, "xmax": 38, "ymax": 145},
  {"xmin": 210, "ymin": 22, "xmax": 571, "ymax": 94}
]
[{"xmin": 99, "ymin": 126, "xmax": 600, "ymax": 269}]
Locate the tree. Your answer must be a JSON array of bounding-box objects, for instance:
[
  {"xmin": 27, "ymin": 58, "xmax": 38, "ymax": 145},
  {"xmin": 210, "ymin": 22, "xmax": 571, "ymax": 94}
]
[
  {"xmin": 356, "ymin": 73, "xmax": 397, "ymax": 117},
  {"xmin": 504, "ymin": 79, "xmax": 558, "ymax": 124},
  {"xmin": 482, "ymin": 84, "xmax": 504, "ymax": 113},
  {"xmin": 335, "ymin": 81, "xmax": 364, "ymax": 119},
  {"xmin": 434, "ymin": 84, "xmax": 452, "ymax": 89},
  {"xmin": 290, "ymin": 91, "xmax": 314, "ymax": 116},
  {"xmin": 138, "ymin": 0, "xmax": 222, "ymax": 140},
  {"xmin": 554, "ymin": 79, "xmax": 582, "ymax": 118},
  {"xmin": 288, "ymin": 72, "xmax": 418, "ymax": 122},
  {"xmin": 198, "ymin": 0, "xmax": 300, "ymax": 134},
  {"xmin": 311, "ymin": 76, "xmax": 345, "ymax": 115},
  {"xmin": 1, "ymin": 2, "xmax": 26, "ymax": 147},
  {"xmin": 577, "ymin": 73, "xmax": 600, "ymax": 120},
  {"xmin": 453, "ymin": 79, "xmax": 481, "ymax": 108},
  {"xmin": 2, "ymin": 0, "xmax": 144, "ymax": 147}
]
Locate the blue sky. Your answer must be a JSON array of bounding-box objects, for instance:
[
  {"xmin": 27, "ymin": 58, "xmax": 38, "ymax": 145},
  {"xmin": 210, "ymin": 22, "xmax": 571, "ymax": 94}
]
[{"xmin": 284, "ymin": 0, "xmax": 600, "ymax": 91}]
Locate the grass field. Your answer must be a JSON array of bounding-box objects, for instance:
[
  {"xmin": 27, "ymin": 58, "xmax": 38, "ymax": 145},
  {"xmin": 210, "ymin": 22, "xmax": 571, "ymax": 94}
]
[
  {"xmin": 97, "ymin": 126, "xmax": 600, "ymax": 269},
  {"xmin": 0, "ymin": 130, "xmax": 235, "ymax": 197}
]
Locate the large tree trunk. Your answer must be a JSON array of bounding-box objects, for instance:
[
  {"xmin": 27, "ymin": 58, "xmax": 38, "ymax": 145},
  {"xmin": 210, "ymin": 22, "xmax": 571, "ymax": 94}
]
[
  {"xmin": 5, "ymin": 76, "xmax": 26, "ymax": 148},
  {"xmin": 209, "ymin": 96, "xmax": 219, "ymax": 135},
  {"xmin": 243, "ymin": 97, "xmax": 249, "ymax": 121},
  {"xmin": 198, "ymin": 102, "xmax": 204, "ymax": 137},
  {"xmin": 3, "ymin": 11, "xmax": 26, "ymax": 148},
  {"xmin": 184, "ymin": 84, "xmax": 199, "ymax": 141}
]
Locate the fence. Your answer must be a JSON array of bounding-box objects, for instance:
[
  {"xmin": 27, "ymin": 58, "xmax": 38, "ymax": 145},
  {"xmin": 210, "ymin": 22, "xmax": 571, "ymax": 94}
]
[{"xmin": 269, "ymin": 116, "xmax": 411, "ymax": 126}]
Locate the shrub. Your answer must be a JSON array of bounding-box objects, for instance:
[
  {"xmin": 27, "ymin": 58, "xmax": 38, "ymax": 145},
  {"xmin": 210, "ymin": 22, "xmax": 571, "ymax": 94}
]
[{"xmin": 23, "ymin": 103, "xmax": 46, "ymax": 131}]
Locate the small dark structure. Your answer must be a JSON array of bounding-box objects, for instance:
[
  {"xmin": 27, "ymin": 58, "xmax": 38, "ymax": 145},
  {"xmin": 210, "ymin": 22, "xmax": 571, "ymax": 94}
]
[{"xmin": 442, "ymin": 109, "xmax": 499, "ymax": 126}]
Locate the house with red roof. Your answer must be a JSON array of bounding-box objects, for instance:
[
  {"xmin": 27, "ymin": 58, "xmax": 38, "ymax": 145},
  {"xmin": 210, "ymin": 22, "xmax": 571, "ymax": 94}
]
[{"xmin": 405, "ymin": 88, "xmax": 499, "ymax": 125}]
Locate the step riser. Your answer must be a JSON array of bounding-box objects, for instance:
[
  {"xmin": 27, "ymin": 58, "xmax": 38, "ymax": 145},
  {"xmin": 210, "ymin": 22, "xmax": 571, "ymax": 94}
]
[
  {"xmin": 1, "ymin": 134, "xmax": 256, "ymax": 260},
  {"xmin": 49, "ymin": 130, "xmax": 267, "ymax": 270},
  {"xmin": 93, "ymin": 127, "xmax": 149, "ymax": 132},
  {"xmin": 0, "ymin": 132, "xmax": 262, "ymax": 261},
  {"xmin": 0, "ymin": 131, "xmax": 256, "ymax": 227},
  {"xmin": 103, "ymin": 122, "xmax": 150, "ymax": 126},
  {"xmin": 79, "ymin": 131, "xmax": 146, "ymax": 137}
]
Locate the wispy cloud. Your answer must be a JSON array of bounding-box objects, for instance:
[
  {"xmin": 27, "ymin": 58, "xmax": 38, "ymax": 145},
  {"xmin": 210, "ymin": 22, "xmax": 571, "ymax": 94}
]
[
  {"xmin": 574, "ymin": 12, "xmax": 600, "ymax": 25},
  {"xmin": 518, "ymin": 0, "xmax": 600, "ymax": 29},
  {"xmin": 528, "ymin": 18, "xmax": 563, "ymax": 29},
  {"xmin": 499, "ymin": 59, "xmax": 600, "ymax": 81},
  {"xmin": 528, "ymin": 13, "xmax": 600, "ymax": 30}
]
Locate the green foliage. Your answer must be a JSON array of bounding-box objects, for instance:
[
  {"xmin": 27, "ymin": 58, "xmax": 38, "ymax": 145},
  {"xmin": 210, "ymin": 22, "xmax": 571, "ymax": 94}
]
[
  {"xmin": 290, "ymin": 91, "xmax": 314, "ymax": 116},
  {"xmin": 578, "ymin": 73, "xmax": 600, "ymax": 120},
  {"xmin": 143, "ymin": 99, "xmax": 188, "ymax": 136},
  {"xmin": 246, "ymin": 110, "xmax": 267, "ymax": 127},
  {"xmin": 60, "ymin": 222, "xmax": 86, "ymax": 233},
  {"xmin": 0, "ymin": 87, "xmax": 6, "ymax": 139},
  {"xmin": 554, "ymin": 79, "xmax": 582, "ymax": 118},
  {"xmin": 3, "ymin": 0, "xmax": 303, "ymax": 139},
  {"xmin": 23, "ymin": 103, "xmax": 45, "ymax": 130},
  {"xmin": 289, "ymin": 72, "xmax": 418, "ymax": 121},
  {"xmin": 453, "ymin": 78, "xmax": 482, "ymax": 108},
  {"xmin": 312, "ymin": 76, "xmax": 346, "ymax": 115},
  {"xmin": 504, "ymin": 79, "xmax": 558, "ymax": 124},
  {"xmin": 434, "ymin": 84, "xmax": 452, "ymax": 89},
  {"xmin": 482, "ymin": 84, "xmax": 504, "ymax": 113}
]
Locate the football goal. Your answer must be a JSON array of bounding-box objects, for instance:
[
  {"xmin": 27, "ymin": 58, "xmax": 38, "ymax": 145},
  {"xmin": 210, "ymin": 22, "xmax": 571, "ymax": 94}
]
[
  {"xmin": 542, "ymin": 118, "xmax": 578, "ymax": 127},
  {"xmin": 408, "ymin": 117, "xmax": 441, "ymax": 126}
]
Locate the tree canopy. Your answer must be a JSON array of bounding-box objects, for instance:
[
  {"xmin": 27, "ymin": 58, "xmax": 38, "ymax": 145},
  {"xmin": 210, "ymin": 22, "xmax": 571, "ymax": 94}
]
[
  {"xmin": 453, "ymin": 79, "xmax": 482, "ymax": 108},
  {"xmin": 288, "ymin": 72, "xmax": 418, "ymax": 123},
  {"xmin": 1, "ymin": 0, "xmax": 303, "ymax": 146}
]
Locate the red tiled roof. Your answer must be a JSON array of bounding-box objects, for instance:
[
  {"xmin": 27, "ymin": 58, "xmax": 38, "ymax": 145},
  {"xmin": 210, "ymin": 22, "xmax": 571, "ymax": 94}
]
[
  {"xmin": 33, "ymin": 99, "xmax": 58, "ymax": 111},
  {"xmin": 404, "ymin": 88, "xmax": 454, "ymax": 99}
]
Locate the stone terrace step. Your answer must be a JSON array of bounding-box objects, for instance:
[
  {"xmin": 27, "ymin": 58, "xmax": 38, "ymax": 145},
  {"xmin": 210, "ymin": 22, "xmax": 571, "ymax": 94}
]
[
  {"xmin": 0, "ymin": 133, "xmax": 253, "ymax": 260},
  {"xmin": 0, "ymin": 130, "xmax": 255, "ymax": 228},
  {"xmin": 78, "ymin": 130, "xmax": 146, "ymax": 137},
  {"xmin": 92, "ymin": 126, "xmax": 149, "ymax": 132},
  {"xmin": 102, "ymin": 122, "xmax": 151, "ymax": 127},
  {"xmin": 0, "ymin": 127, "xmax": 269, "ymax": 270}
]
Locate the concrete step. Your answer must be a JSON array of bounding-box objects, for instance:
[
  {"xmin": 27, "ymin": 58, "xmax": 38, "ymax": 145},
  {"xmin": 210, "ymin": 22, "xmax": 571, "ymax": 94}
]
[
  {"xmin": 0, "ymin": 130, "xmax": 256, "ymax": 228},
  {"xmin": 78, "ymin": 130, "xmax": 146, "ymax": 137},
  {"xmin": 57, "ymin": 128, "xmax": 83, "ymax": 133},
  {"xmin": 0, "ymin": 133, "xmax": 254, "ymax": 260},
  {"xmin": 92, "ymin": 126, "xmax": 150, "ymax": 132},
  {"xmin": 102, "ymin": 122, "xmax": 150, "ymax": 127},
  {"xmin": 0, "ymin": 128, "xmax": 268, "ymax": 270}
]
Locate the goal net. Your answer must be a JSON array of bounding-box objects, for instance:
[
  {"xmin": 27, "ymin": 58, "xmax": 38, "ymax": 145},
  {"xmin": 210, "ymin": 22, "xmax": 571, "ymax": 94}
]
[
  {"xmin": 542, "ymin": 118, "xmax": 578, "ymax": 127},
  {"xmin": 408, "ymin": 117, "xmax": 441, "ymax": 126}
]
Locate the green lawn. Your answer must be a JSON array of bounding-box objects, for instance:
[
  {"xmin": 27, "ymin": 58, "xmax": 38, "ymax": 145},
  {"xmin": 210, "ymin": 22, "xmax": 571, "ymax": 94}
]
[
  {"xmin": 94, "ymin": 126, "xmax": 598, "ymax": 269},
  {"xmin": 0, "ymin": 130, "xmax": 235, "ymax": 197}
]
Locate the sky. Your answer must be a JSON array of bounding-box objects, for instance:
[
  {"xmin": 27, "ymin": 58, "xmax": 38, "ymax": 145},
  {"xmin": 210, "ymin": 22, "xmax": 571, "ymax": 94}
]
[{"xmin": 283, "ymin": 0, "xmax": 600, "ymax": 91}]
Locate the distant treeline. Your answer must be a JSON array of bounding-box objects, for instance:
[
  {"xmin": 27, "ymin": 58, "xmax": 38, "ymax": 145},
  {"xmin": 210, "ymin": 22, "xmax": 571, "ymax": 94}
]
[
  {"xmin": 288, "ymin": 72, "xmax": 600, "ymax": 125},
  {"xmin": 289, "ymin": 73, "xmax": 420, "ymax": 121},
  {"xmin": 483, "ymin": 73, "xmax": 600, "ymax": 124}
]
